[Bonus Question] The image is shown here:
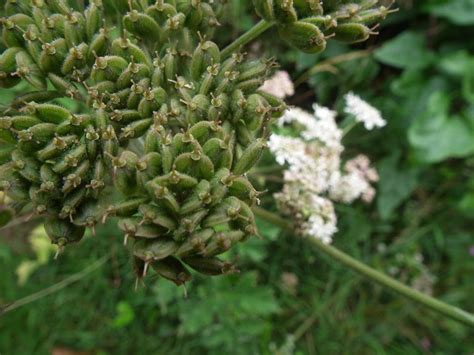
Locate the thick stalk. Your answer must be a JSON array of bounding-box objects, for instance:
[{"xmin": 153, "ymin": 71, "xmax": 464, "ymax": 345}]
[
  {"xmin": 253, "ymin": 207, "xmax": 474, "ymax": 327},
  {"xmin": 221, "ymin": 20, "xmax": 275, "ymax": 58},
  {"xmin": 294, "ymin": 49, "xmax": 373, "ymax": 87}
]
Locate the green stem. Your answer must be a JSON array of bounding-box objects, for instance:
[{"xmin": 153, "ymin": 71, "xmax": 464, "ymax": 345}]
[
  {"xmin": 0, "ymin": 254, "xmax": 110, "ymax": 316},
  {"xmin": 342, "ymin": 118, "xmax": 358, "ymax": 137},
  {"xmin": 0, "ymin": 215, "xmax": 39, "ymax": 232},
  {"xmin": 221, "ymin": 20, "xmax": 275, "ymax": 58},
  {"xmin": 253, "ymin": 207, "xmax": 474, "ymax": 327},
  {"xmin": 294, "ymin": 49, "xmax": 372, "ymax": 87}
]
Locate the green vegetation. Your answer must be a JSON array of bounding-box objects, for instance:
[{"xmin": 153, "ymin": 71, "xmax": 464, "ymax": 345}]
[{"xmin": 1, "ymin": 0, "xmax": 473, "ymax": 354}]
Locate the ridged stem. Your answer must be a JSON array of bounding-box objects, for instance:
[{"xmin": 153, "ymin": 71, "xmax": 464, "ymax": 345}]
[
  {"xmin": 221, "ymin": 20, "xmax": 275, "ymax": 58},
  {"xmin": 253, "ymin": 207, "xmax": 474, "ymax": 327}
]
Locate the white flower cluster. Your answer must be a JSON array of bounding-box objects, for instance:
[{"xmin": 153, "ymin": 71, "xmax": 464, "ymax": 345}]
[
  {"xmin": 344, "ymin": 92, "xmax": 386, "ymax": 130},
  {"xmin": 269, "ymin": 96, "xmax": 384, "ymax": 244},
  {"xmin": 260, "ymin": 71, "xmax": 295, "ymax": 99},
  {"xmin": 329, "ymin": 155, "xmax": 379, "ymax": 204}
]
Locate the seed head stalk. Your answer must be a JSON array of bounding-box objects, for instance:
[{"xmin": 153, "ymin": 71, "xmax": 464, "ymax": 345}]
[
  {"xmin": 221, "ymin": 20, "xmax": 275, "ymax": 58},
  {"xmin": 253, "ymin": 207, "xmax": 474, "ymax": 327}
]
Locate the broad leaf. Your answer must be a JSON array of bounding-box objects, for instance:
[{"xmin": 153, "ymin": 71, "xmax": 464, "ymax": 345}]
[
  {"xmin": 374, "ymin": 31, "xmax": 434, "ymax": 70},
  {"xmin": 426, "ymin": 0, "xmax": 474, "ymax": 25},
  {"xmin": 408, "ymin": 92, "xmax": 474, "ymax": 163},
  {"xmin": 377, "ymin": 153, "xmax": 419, "ymax": 220}
]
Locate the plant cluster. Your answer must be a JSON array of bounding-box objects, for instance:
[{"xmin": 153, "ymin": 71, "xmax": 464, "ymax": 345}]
[
  {"xmin": 1, "ymin": 0, "xmax": 474, "ymax": 353},
  {"xmin": 0, "ymin": 0, "xmax": 391, "ymax": 285},
  {"xmin": 268, "ymin": 93, "xmax": 384, "ymax": 244}
]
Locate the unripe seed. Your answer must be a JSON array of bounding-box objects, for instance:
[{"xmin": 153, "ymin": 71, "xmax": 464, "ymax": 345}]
[
  {"xmin": 14, "ymin": 51, "xmax": 46, "ymax": 89},
  {"xmin": 253, "ymin": 0, "xmax": 276, "ymax": 22},
  {"xmin": 139, "ymin": 204, "xmax": 177, "ymax": 231},
  {"xmin": 334, "ymin": 22, "xmax": 373, "ymax": 43},
  {"xmin": 183, "ymin": 256, "xmax": 236, "ymax": 276},
  {"xmin": 152, "ymin": 256, "xmax": 192, "ymax": 286},
  {"xmin": 22, "ymin": 123, "xmax": 57, "ymax": 144},
  {"xmin": 180, "ymin": 179, "xmax": 212, "ymax": 215},
  {"xmin": 123, "ymin": 11, "xmax": 162, "ymax": 42},
  {"xmin": 85, "ymin": 2, "xmax": 102, "ymax": 41},
  {"xmin": 278, "ymin": 21, "xmax": 327, "ymax": 53},
  {"xmin": 53, "ymin": 144, "xmax": 87, "ymax": 174},
  {"xmin": 59, "ymin": 188, "xmax": 86, "ymax": 220},
  {"xmin": 106, "ymin": 197, "xmax": 150, "ymax": 219},
  {"xmin": 274, "ymin": 0, "xmax": 299, "ymax": 23},
  {"xmin": 44, "ymin": 217, "xmax": 85, "ymax": 246},
  {"xmin": 233, "ymin": 138, "xmax": 267, "ymax": 175}
]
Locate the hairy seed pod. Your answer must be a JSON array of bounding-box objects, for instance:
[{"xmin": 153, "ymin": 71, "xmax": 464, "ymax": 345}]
[
  {"xmin": 85, "ymin": 2, "xmax": 102, "ymax": 41},
  {"xmin": 14, "ymin": 50, "xmax": 46, "ymax": 89},
  {"xmin": 301, "ymin": 15, "xmax": 338, "ymax": 31},
  {"xmin": 183, "ymin": 256, "xmax": 237, "ymax": 276},
  {"xmin": 123, "ymin": 10, "xmax": 162, "ymax": 42},
  {"xmin": 233, "ymin": 138, "xmax": 267, "ymax": 175},
  {"xmin": 253, "ymin": 0, "xmax": 276, "ymax": 21},
  {"xmin": 44, "ymin": 217, "xmax": 85, "ymax": 246},
  {"xmin": 252, "ymin": 0, "xmax": 387, "ymax": 52},
  {"xmin": 333, "ymin": 22, "xmax": 372, "ymax": 43},
  {"xmin": 274, "ymin": 0, "xmax": 299, "ymax": 23},
  {"xmin": 294, "ymin": 0, "xmax": 324, "ymax": 16},
  {"xmin": 278, "ymin": 21, "xmax": 327, "ymax": 53},
  {"xmin": 152, "ymin": 256, "xmax": 192, "ymax": 286}
]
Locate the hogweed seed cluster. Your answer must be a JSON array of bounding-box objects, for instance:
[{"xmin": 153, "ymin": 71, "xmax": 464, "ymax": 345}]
[
  {"xmin": 0, "ymin": 0, "xmax": 392, "ymax": 285},
  {"xmin": 254, "ymin": 0, "xmax": 397, "ymax": 53}
]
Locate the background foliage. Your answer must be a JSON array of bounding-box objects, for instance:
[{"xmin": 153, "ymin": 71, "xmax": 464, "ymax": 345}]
[{"xmin": 1, "ymin": 0, "xmax": 473, "ymax": 353}]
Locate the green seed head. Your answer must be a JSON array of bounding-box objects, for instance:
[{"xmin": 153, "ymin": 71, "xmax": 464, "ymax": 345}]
[
  {"xmin": 0, "ymin": 0, "xmax": 391, "ymax": 285},
  {"xmin": 254, "ymin": 0, "xmax": 393, "ymax": 52}
]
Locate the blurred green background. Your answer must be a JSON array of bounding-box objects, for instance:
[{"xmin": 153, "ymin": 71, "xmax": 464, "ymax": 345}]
[{"xmin": 1, "ymin": 0, "xmax": 474, "ymax": 354}]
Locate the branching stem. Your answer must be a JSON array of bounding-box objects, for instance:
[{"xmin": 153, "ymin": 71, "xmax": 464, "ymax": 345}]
[{"xmin": 221, "ymin": 20, "xmax": 275, "ymax": 58}]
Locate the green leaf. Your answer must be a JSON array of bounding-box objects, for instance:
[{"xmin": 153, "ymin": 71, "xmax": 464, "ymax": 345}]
[
  {"xmin": 458, "ymin": 193, "xmax": 474, "ymax": 215},
  {"xmin": 377, "ymin": 153, "xmax": 419, "ymax": 220},
  {"xmin": 408, "ymin": 92, "xmax": 474, "ymax": 163},
  {"xmin": 111, "ymin": 301, "xmax": 135, "ymax": 328},
  {"xmin": 425, "ymin": 0, "xmax": 474, "ymax": 25},
  {"xmin": 374, "ymin": 31, "xmax": 434, "ymax": 70},
  {"xmin": 178, "ymin": 271, "xmax": 279, "ymax": 349},
  {"xmin": 462, "ymin": 61, "xmax": 474, "ymax": 104},
  {"xmin": 438, "ymin": 50, "xmax": 473, "ymax": 77}
]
